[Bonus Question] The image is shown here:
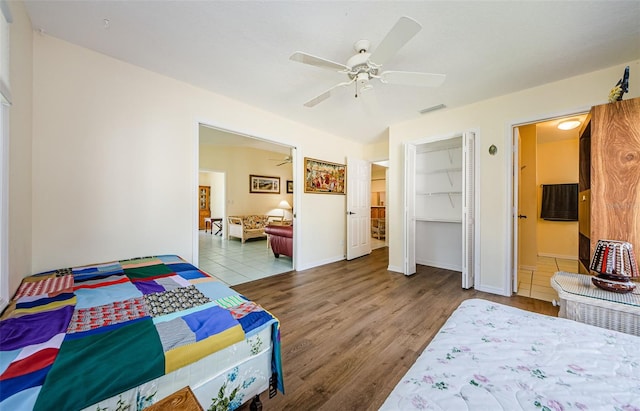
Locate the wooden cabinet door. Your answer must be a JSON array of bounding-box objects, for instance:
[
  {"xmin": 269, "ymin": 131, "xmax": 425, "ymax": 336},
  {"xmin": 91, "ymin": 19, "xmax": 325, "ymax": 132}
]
[{"xmin": 198, "ymin": 186, "xmax": 211, "ymax": 230}]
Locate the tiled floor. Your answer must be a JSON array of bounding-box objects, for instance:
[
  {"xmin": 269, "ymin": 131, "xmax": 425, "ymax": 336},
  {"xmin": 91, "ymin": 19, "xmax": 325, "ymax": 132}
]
[
  {"xmin": 517, "ymin": 256, "xmax": 579, "ymax": 302},
  {"xmin": 199, "ymin": 231, "xmax": 386, "ymax": 286},
  {"xmin": 371, "ymin": 236, "xmax": 386, "ymax": 250},
  {"xmin": 198, "ymin": 231, "xmax": 293, "ymax": 286}
]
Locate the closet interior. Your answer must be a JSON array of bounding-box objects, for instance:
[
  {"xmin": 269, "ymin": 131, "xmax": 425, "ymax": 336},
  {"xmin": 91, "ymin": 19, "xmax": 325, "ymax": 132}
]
[{"xmin": 414, "ymin": 136, "xmax": 463, "ymax": 272}]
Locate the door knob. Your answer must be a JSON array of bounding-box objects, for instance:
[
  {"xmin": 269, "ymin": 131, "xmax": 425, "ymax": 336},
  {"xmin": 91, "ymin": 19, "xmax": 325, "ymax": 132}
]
[
  {"xmin": 518, "ymin": 214, "xmax": 527, "ymax": 219},
  {"xmin": 347, "ymin": 211, "xmax": 356, "ymax": 215}
]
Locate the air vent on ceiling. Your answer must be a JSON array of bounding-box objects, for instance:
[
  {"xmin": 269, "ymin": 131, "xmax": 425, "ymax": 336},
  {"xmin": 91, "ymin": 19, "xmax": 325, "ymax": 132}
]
[{"xmin": 419, "ymin": 104, "xmax": 446, "ymax": 115}]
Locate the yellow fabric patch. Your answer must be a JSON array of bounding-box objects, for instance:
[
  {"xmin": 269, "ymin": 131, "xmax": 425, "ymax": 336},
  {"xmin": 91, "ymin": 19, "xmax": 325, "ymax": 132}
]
[{"xmin": 164, "ymin": 324, "xmax": 245, "ymax": 373}]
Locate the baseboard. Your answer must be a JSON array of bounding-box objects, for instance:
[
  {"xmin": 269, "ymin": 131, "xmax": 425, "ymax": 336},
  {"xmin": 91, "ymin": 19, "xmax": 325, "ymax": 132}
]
[
  {"xmin": 416, "ymin": 259, "xmax": 462, "ymax": 272},
  {"xmin": 387, "ymin": 264, "xmax": 403, "ymax": 274},
  {"xmin": 296, "ymin": 255, "xmax": 345, "ymax": 271},
  {"xmin": 474, "ymin": 284, "xmax": 511, "ymax": 297},
  {"xmin": 538, "ymin": 252, "xmax": 578, "ymax": 260}
]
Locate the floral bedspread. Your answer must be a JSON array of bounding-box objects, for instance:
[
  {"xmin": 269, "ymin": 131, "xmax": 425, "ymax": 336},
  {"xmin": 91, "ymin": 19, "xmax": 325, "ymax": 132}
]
[{"xmin": 380, "ymin": 298, "xmax": 640, "ymax": 411}]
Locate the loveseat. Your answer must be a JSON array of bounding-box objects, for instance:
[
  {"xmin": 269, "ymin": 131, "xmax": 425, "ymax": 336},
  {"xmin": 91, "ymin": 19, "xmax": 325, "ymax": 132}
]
[
  {"xmin": 227, "ymin": 215, "xmax": 269, "ymax": 243},
  {"xmin": 264, "ymin": 225, "xmax": 293, "ymax": 258}
]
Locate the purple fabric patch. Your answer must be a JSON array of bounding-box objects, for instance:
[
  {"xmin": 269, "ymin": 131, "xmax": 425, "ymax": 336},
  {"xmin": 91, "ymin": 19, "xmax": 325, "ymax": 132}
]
[
  {"xmin": 0, "ymin": 306, "xmax": 74, "ymax": 351},
  {"xmin": 182, "ymin": 305, "xmax": 238, "ymax": 341},
  {"xmin": 132, "ymin": 280, "xmax": 165, "ymax": 295}
]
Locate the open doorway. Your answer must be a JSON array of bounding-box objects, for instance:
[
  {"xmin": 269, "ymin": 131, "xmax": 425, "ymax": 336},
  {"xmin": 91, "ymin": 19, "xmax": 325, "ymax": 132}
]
[
  {"xmin": 371, "ymin": 162, "xmax": 388, "ymax": 250},
  {"xmin": 197, "ymin": 124, "xmax": 296, "ymax": 285},
  {"xmin": 512, "ymin": 113, "xmax": 587, "ymax": 302}
]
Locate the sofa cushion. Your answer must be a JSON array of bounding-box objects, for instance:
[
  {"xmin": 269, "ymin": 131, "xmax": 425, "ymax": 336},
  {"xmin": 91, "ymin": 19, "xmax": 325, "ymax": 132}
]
[
  {"xmin": 243, "ymin": 215, "xmax": 268, "ymax": 230},
  {"xmin": 264, "ymin": 225, "xmax": 293, "ymax": 238}
]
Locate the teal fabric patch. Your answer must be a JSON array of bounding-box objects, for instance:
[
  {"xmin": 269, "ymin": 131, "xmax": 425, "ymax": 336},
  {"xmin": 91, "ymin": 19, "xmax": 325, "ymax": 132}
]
[
  {"xmin": 34, "ymin": 318, "xmax": 164, "ymax": 411},
  {"xmin": 124, "ymin": 264, "xmax": 174, "ymax": 280}
]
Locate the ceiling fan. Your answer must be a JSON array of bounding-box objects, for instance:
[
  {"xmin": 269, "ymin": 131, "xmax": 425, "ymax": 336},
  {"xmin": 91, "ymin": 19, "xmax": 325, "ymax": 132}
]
[
  {"xmin": 290, "ymin": 16, "xmax": 446, "ymax": 108},
  {"xmin": 269, "ymin": 155, "xmax": 293, "ymax": 166}
]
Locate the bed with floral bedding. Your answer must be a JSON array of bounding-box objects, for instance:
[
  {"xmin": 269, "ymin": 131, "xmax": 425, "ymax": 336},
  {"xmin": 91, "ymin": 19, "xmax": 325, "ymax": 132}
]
[
  {"xmin": 0, "ymin": 255, "xmax": 283, "ymax": 411},
  {"xmin": 380, "ymin": 298, "xmax": 640, "ymax": 411}
]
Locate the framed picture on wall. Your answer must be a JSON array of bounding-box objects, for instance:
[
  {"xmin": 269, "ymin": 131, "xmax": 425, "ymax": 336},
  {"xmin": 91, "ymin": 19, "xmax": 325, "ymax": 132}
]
[
  {"xmin": 249, "ymin": 175, "xmax": 280, "ymax": 194},
  {"xmin": 304, "ymin": 157, "xmax": 346, "ymax": 194},
  {"xmin": 286, "ymin": 180, "xmax": 293, "ymax": 193}
]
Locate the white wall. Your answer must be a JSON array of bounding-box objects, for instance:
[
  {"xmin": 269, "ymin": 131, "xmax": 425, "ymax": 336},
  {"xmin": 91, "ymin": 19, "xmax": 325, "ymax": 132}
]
[
  {"xmin": 389, "ymin": 59, "xmax": 640, "ymax": 295},
  {"xmin": 7, "ymin": 1, "xmax": 32, "ymax": 296},
  {"xmin": 536, "ymin": 137, "xmax": 579, "ymax": 259},
  {"xmin": 32, "ymin": 34, "xmax": 361, "ymax": 273},
  {"xmin": 210, "ymin": 172, "xmax": 225, "ymax": 220}
]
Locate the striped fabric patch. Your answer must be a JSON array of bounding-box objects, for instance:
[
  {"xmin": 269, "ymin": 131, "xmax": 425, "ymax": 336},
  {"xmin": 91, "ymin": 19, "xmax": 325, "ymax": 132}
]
[
  {"xmin": 14, "ymin": 275, "xmax": 74, "ymax": 299},
  {"xmin": 214, "ymin": 295, "xmax": 246, "ymax": 309}
]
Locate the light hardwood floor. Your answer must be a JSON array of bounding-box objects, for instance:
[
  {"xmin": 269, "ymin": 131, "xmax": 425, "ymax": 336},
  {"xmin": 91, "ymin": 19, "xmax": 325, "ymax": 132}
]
[{"xmin": 234, "ymin": 248, "xmax": 558, "ymax": 411}]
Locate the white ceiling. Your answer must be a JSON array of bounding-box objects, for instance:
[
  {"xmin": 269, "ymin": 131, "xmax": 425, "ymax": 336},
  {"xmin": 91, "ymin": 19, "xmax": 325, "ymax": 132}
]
[{"xmin": 23, "ymin": 1, "xmax": 640, "ymax": 145}]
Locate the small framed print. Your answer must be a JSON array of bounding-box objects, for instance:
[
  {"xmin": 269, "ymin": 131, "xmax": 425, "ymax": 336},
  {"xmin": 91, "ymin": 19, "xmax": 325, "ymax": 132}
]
[
  {"xmin": 249, "ymin": 175, "xmax": 280, "ymax": 194},
  {"xmin": 286, "ymin": 180, "xmax": 293, "ymax": 193}
]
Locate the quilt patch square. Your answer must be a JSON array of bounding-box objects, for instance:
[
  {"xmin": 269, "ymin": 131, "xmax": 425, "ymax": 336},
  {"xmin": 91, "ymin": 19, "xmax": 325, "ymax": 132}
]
[
  {"xmin": 120, "ymin": 256, "xmax": 162, "ymax": 269},
  {"xmin": 67, "ymin": 297, "xmax": 148, "ymax": 333},
  {"xmin": 74, "ymin": 281, "xmax": 142, "ymax": 309},
  {"xmin": 13, "ymin": 275, "xmax": 74, "ymax": 299},
  {"xmin": 34, "ymin": 318, "xmax": 164, "ymax": 411},
  {"xmin": 0, "ymin": 306, "xmax": 74, "ymax": 351},
  {"xmin": 72, "ymin": 263, "xmax": 123, "ymax": 281},
  {"xmin": 143, "ymin": 286, "xmax": 210, "ymax": 317},
  {"xmin": 124, "ymin": 263, "xmax": 174, "ymax": 280}
]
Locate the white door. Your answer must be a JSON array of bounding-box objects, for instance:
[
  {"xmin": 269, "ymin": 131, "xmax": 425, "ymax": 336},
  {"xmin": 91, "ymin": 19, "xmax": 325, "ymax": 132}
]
[
  {"xmin": 346, "ymin": 157, "xmax": 371, "ymax": 260},
  {"xmin": 461, "ymin": 132, "xmax": 475, "ymax": 289},
  {"xmin": 404, "ymin": 143, "xmax": 417, "ymax": 275}
]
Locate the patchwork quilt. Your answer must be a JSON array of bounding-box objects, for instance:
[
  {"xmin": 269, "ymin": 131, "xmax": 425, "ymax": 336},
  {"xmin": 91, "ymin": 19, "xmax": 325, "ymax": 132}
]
[{"xmin": 0, "ymin": 255, "xmax": 283, "ymax": 411}]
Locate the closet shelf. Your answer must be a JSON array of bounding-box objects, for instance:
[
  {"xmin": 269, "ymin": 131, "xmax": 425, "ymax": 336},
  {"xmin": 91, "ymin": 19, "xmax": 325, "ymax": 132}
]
[
  {"xmin": 417, "ymin": 167, "xmax": 462, "ymax": 175},
  {"xmin": 415, "ymin": 217, "xmax": 463, "ymax": 223},
  {"xmin": 416, "ymin": 191, "xmax": 462, "ymax": 196},
  {"xmin": 416, "ymin": 191, "xmax": 462, "ymax": 208},
  {"xmin": 417, "ymin": 144, "xmax": 461, "ymax": 154}
]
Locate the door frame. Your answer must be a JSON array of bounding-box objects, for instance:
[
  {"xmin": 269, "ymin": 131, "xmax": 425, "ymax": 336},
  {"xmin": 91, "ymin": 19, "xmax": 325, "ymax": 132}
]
[
  {"xmin": 193, "ymin": 121, "xmax": 299, "ymax": 268},
  {"xmin": 506, "ymin": 106, "xmax": 590, "ymax": 293}
]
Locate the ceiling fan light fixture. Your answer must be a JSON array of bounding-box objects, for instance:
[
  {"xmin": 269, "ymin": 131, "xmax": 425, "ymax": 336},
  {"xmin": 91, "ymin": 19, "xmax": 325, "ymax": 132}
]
[
  {"xmin": 557, "ymin": 119, "xmax": 581, "ymax": 130},
  {"xmin": 291, "ymin": 16, "xmax": 446, "ymax": 107}
]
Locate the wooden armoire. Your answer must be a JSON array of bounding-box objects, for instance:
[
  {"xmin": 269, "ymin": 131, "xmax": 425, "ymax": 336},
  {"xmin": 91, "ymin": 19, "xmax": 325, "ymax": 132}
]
[{"xmin": 578, "ymin": 97, "xmax": 640, "ymax": 273}]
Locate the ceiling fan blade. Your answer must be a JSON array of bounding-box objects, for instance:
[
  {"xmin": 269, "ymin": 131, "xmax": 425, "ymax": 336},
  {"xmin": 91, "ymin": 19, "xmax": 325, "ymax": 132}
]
[
  {"xmin": 379, "ymin": 71, "xmax": 446, "ymax": 87},
  {"xmin": 290, "ymin": 52, "xmax": 350, "ymax": 71},
  {"xmin": 303, "ymin": 79, "xmax": 355, "ymax": 108},
  {"xmin": 369, "ymin": 16, "xmax": 422, "ymax": 66}
]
